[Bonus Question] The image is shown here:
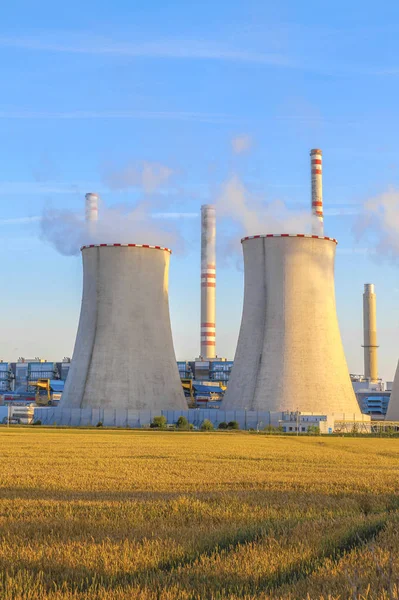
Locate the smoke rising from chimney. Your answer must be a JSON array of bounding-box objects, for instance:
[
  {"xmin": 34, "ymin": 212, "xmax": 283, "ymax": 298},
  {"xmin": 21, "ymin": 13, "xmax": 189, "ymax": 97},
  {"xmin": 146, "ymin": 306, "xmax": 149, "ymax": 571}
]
[
  {"xmin": 40, "ymin": 199, "xmax": 184, "ymax": 256},
  {"xmin": 354, "ymin": 187, "xmax": 399, "ymax": 261},
  {"xmin": 215, "ymin": 174, "xmax": 316, "ymax": 235}
]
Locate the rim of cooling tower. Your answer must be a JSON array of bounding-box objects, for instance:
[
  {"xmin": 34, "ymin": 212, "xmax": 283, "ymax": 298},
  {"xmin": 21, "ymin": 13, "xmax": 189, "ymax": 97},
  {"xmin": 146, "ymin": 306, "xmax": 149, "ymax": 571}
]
[
  {"xmin": 241, "ymin": 234, "xmax": 338, "ymax": 245},
  {"xmin": 80, "ymin": 243, "xmax": 172, "ymax": 254}
]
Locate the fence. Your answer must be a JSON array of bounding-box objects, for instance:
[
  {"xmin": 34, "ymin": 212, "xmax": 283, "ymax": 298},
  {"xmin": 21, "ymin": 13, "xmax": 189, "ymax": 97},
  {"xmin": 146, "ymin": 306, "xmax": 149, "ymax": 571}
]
[{"xmin": 33, "ymin": 407, "xmax": 370, "ymax": 431}]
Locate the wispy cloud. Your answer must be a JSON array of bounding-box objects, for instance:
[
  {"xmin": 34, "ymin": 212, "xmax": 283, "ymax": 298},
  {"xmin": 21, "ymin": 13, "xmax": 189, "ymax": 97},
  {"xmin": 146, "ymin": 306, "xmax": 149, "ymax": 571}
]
[
  {"xmin": 0, "ymin": 109, "xmax": 241, "ymax": 124},
  {"xmin": 1, "ymin": 32, "xmax": 398, "ymax": 78},
  {"xmin": 0, "ymin": 35, "xmax": 293, "ymax": 67},
  {"xmin": 0, "ymin": 213, "xmax": 198, "ymax": 226},
  {"xmin": 324, "ymin": 207, "xmax": 362, "ymax": 216},
  {"xmin": 231, "ymin": 134, "xmax": 253, "ymax": 155},
  {"xmin": 152, "ymin": 212, "xmax": 198, "ymax": 219},
  {"xmin": 0, "ymin": 182, "xmax": 101, "ymax": 195},
  {"xmin": 103, "ymin": 161, "xmax": 174, "ymax": 194},
  {"xmin": 0, "ymin": 216, "xmax": 41, "ymax": 225}
]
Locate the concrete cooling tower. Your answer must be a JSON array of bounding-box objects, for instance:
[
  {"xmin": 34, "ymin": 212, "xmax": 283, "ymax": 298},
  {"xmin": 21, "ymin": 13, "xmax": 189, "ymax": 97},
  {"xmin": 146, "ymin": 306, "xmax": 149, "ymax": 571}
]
[
  {"xmin": 61, "ymin": 244, "xmax": 186, "ymax": 411},
  {"xmin": 221, "ymin": 234, "xmax": 360, "ymax": 414},
  {"xmin": 386, "ymin": 361, "xmax": 399, "ymax": 420}
]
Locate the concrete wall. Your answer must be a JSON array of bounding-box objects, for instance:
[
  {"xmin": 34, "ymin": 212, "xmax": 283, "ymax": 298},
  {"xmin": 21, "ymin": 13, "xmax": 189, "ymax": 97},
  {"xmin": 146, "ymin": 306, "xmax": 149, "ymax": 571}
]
[
  {"xmin": 34, "ymin": 407, "xmax": 370, "ymax": 430},
  {"xmin": 222, "ymin": 235, "xmax": 360, "ymax": 414},
  {"xmin": 386, "ymin": 360, "xmax": 399, "ymax": 420},
  {"xmin": 61, "ymin": 245, "xmax": 186, "ymax": 411}
]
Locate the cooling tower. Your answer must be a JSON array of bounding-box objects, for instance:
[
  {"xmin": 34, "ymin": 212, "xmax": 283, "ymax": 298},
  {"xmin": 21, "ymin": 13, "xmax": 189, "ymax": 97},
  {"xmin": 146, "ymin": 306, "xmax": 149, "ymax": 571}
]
[
  {"xmin": 363, "ymin": 283, "xmax": 378, "ymax": 382},
  {"xmin": 61, "ymin": 243, "xmax": 187, "ymax": 411},
  {"xmin": 200, "ymin": 205, "xmax": 216, "ymax": 358},
  {"xmin": 386, "ymin": 361, "xmax": 399, "ymax": 420},
  {"xmin": 221, "ymin": 234, "xmax": 359, "ymax": 413}
]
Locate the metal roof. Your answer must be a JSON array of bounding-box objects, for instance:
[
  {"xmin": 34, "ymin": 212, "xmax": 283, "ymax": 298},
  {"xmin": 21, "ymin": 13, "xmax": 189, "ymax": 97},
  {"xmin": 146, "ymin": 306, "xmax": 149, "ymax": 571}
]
[
  {"xmin": 193, "ymin": 384, "xmax": 223, "ymax": 394},
  {"xmin": 49, "ymin": 380, "xmax": 65, "ymax": 392}
]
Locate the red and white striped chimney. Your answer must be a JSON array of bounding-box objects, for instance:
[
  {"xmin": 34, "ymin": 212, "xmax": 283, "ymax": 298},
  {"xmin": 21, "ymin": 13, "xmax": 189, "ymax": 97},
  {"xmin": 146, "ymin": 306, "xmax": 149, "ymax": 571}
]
[
  {"xmin": 310, "ymin": 149, "xmax": 323, "ymax": 235},
  {"xmin": 200, "ymin": 205, "xmax": 216, "ymax": 359}
]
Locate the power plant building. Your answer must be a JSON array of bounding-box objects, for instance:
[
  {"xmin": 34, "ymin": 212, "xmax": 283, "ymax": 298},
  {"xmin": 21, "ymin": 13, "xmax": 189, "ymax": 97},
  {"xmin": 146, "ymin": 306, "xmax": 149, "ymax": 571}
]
[
  {"xmin": 61, "ymin": 244, "xmax": 186, "ymax": 411},
  {"xmin": 221, "ymin": 234, "xmax": 361, "ymax": 415}
]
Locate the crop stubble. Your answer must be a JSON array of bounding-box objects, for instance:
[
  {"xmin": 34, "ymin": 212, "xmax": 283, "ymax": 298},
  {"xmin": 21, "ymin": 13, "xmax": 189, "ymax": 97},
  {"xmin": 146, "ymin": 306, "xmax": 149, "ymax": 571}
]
[{"xmin": 0, "ymin": 429, "xmax": 398, "ymax": 599}]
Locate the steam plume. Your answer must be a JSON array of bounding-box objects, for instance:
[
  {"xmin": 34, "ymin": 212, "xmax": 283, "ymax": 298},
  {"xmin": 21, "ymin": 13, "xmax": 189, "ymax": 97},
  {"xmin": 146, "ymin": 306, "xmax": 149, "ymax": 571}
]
[{"xmin": 354, "ymin": 187, "xmax": 399, "ymax": 261}]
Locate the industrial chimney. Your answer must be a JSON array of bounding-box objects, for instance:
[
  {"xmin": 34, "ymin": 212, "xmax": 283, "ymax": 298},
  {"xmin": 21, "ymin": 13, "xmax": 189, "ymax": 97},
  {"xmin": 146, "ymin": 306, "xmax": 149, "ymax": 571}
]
[
  {"xmin": 200, "ymin": 205, "xmax": 216, "ymax": 359},
  {"xmin": 85, "ymin": 192, "xmax": 99, "ymax": 236},
  {"xmin": 363, "ymin": 283, "xmax": 378, "ymax": 383},
  {"xmin": 386, "ymin": 361, "xmax": 399, "ymax": 420},
  {"xmin": 221, "ymin": 234, "xmax": 360, "ymax": 414},
  {"xmin": 61, "ymin": 244, "xmax": 187, "ymax": 411},
  {"xmin": 310, "ymin": 149, "xmax": 323, "ymax": 235}
]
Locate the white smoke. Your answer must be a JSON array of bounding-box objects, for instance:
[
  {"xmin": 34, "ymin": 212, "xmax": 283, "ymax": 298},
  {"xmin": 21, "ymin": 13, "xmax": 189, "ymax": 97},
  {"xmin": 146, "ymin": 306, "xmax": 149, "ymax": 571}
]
[
  {"xmin": 103, "ymin": 160, "xmax": 174, "ymax": 193},
  {"xmin": 215, "ymin": 174, "xmax": 314, "ymax": 236},
  {"xmin": 40, "ymin": 201, "xmax": 185, "ymax": 256},
  {"xmin": 40, "ymin": 159, "xmax": 188, "ymax": 255},
  {"xmin": 231, "ymin": 134, "xmax": 253, "ymax": 155},
  {"xmin": 354, "ymin": 187, "xmax": 399, "ymax": 261}
]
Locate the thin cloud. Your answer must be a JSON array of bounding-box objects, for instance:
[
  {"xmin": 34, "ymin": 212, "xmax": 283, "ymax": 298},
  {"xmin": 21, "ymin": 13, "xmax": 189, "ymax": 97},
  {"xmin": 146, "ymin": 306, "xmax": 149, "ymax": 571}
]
[
  {"xmin": 152, "ymin": 212, "xmax": 198, "ymax": 219},
  {"xmin": 1, "ymin": 33, "xmax": 398, "ymax": 78},
  {"xmin": 103, "ymin": 161, "xmax": 174, "ymax": 194},
  {"xmin": 324, "ymin": 207, "xmax": 362, "ymax": 216},
  {"xmin": 0, "ymin": 35, "xmax": 294, "ymax": 67},
  {"xmin": 0, "ymin": 110, "xmax": 241, "ymax": 124},
  {"xmin": 0, "ymin": 182, "xmax": 102, "ymax": 195},
  {"xmin": 232, "ymin": 134, "xmax": 253, "ymax": 155},
  {"xmin": 0, "ymin": 216, "xmax": 41, "ymax": 224}
]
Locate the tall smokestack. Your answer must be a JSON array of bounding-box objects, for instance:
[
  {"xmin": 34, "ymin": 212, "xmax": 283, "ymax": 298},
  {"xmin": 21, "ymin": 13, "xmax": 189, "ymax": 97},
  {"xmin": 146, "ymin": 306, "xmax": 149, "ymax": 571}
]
[
  {"xmin": 363, "ymin": 283, "xmax": 378, "ymax": 382},
  {"xmin": 200, "ymin": 205, "xmax": 216, "ymax": 359},
  {"xmin": 85, "ymin": 193, "xmax": 99, "ymax": 236},
  {"xmin": 310, "ymin": 149, "xmax": 323, "ymax": 235}
]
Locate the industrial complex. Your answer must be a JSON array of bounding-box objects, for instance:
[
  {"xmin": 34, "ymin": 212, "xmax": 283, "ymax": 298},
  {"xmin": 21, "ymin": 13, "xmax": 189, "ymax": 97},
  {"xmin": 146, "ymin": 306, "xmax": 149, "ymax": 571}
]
[{"xmin": 1, "ymin": 149, "xmax": 398, "ymax": 431}]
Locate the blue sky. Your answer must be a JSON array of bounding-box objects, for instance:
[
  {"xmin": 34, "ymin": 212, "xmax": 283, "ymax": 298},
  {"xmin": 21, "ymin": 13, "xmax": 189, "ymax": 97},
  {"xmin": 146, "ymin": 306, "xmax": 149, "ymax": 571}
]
[{"xmin": 1, "ymin": 0, "xmax": 399, "ymax": 381}]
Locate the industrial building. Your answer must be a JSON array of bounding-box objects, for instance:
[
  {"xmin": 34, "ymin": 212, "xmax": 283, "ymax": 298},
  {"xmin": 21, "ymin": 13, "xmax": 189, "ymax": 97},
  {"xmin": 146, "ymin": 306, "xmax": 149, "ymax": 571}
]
[
  {"xmin": 0, "ymin": 362, "xmax": 11, "ymax": 392},
  {"xmin": 221, "ymin": 234, "xmax": 361, "ymax": 415},
  {"xmin": 6, "ymin": 148, "xmax": 399, "ymax": 430},
  {"xmin": 220, "ymin": 150, "xmax": 367, "ymax": 419},
  {"xmin": 61, "ymin": 243, "xmax": 186, "ymax": 411}
]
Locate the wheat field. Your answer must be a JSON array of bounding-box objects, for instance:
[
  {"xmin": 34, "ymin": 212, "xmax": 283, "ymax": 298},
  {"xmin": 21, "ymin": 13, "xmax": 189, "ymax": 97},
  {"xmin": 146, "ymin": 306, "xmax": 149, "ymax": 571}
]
[{"xmin": 0, "ymin": 428, "xmax": 398, "ymax": 599}]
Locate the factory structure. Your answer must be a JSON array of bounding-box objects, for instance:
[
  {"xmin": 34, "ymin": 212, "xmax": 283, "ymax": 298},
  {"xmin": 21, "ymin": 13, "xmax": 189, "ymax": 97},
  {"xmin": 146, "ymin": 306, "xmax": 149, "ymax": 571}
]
[
  {"xmin": 221, "ymin": 233, "xmax": 360, "ymax": 416},
  {"xmin": 2, "ymin": 148, "xmax": 399, "ymax": 430},
  {"xmin": 61, "ymin": 243, "xmax": 186, "ymax": 412}
]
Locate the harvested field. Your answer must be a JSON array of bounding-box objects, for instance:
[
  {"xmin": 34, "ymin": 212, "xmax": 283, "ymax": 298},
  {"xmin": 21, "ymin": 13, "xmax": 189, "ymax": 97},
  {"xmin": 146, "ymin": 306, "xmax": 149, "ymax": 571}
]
[{"xmin": 0, "ymin": 429, "xmax": 398, "ymax": 599}]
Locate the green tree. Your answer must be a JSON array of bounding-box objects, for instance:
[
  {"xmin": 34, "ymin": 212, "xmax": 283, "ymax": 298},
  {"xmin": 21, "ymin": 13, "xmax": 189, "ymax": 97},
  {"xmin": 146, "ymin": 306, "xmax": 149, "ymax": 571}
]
[
  {"xmin": 201, "ymin": 419, "xmax": 214, "ymax": 431},
  {"xmin": 227, "ymin": 421, "xmax": 240, "ymax": 430},
  {"xmin": 151, "ymin": 416, "xmax": 167, "ymax": 429},
  {"xmin": 176, "ymin": 416, "xmax": 189, "ymax": 430},
  {"xmin": 307, "ymin": 425, "xmax": 320, "ymax": 436}
]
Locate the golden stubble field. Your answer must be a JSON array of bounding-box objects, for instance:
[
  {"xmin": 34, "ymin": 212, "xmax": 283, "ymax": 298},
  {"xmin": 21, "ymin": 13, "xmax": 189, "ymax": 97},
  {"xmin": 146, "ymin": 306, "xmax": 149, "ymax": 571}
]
[{"xmin": 0, "ymin": 429, "xmax": 399, "ymax": 600}]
